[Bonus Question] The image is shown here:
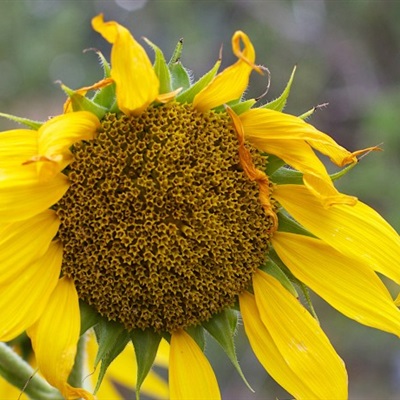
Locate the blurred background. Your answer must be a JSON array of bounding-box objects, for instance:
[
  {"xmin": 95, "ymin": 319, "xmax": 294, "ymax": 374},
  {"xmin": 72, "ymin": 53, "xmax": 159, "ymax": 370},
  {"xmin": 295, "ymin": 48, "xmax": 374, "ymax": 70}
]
[{"xmin": 1, "ymin": 0, "xmax": 400, "ymax": 398}]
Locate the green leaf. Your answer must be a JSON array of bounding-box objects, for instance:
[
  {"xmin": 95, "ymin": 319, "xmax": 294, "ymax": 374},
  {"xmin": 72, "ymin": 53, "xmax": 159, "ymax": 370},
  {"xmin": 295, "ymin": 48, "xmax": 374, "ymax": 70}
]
[
  {"xmin": 130, "ymin": 329, "xmax": 162, "ymax": 400},
  {"xmin": 203, "ymin": 309, "xmax": 253, "ymax": 391},
  {"xmin": 176, "ymin": 59, "xmax": 221, "ymax": 104},
  {"xmin": 262, "ymin": 65, "xmax": 296, "ymax": 112},
  {"xmin": 185, "ymin": 325, "xmax": 205, "ymax": 351},
  {"xmin": 259, "ymin": 258, "xmax": 297, "ymax": 297},
  {"xmin": 144, "ymin": 38, "xmax": 172, "ymax": 94},
  {"xmin": 0, "ymin": 112, "xmax": 42, "ymax": 130},
  {"xmin": 93, "ymin": 320, "xmax": 130, "ymax": 393}
]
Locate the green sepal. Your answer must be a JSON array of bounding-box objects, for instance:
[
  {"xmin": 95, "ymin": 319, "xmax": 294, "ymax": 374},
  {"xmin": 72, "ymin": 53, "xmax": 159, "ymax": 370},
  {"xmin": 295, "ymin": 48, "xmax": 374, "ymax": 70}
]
[
  {"xmin": 0, "ymin": 112, "xmax": 42, "ymax": 130},
  {"xmin": 176, "ymin": 59, "xmax": 221, "ymax": 104},
  {"xmin": 185, "ymin": 325, "xmax": 205, "ymax": 351},
  {"xmin": 229, "ymin": 99, "xmax": 257, "ymax": 115},
  {"xmin": 130, "ymin": 329, "xmax": 162, "ymax": 400},
  {"xmin": 62, "ymin": 84, "xmax": 107, "ymax": 119},
  {"xmin": 330, "ymin": 162, "xmax": 357, "ymax": 181},
  {"xmin": 91, "ymin": 82, "xmax": 116, "ymax": 110},
  {"xmin": 259, "ymin": 258, "xmax": 297, "ymax": 297},
  {"xmin": 144, "ymin": 38, "xmax": 172, "ymax": 94},
  {"xmin": 276, "ymin": 211, "xmax": 315, "ymax": 237},
  {"xmin": 79, "ymin": 301, "xmax": 101, "ymax": 335},
  {"xmin": 262, "ymin": 254, "xmax": 319, "ymax": 320},
  {"xmin": 203, "ymin": 309, "xmax": 253, "ymax": 391},
  {"xmin": 88, "ymin": 50, "xmax": 116, "ymax": 110},
  {"xmin": 297, "ymin": 102, "xmax": 328, "ymax": 121},
  {"xmin": 93, "ymin": 320, "xmax": 130, "ymax": 393},
  {"xmin": 265, "ymin": 154, "xmax": 286, "ymax": 176},
  {"xmin": 168, "ymin": 39, "xmax": 191, "ymax": 91},
  {"xmin": 270, "ymin": 166, "xmax": 303, "ymax": 185},
  {"xmin": 95, "ymin": 50, "xmax": 111, "ymax": 78},
  {"xmin": 262, "ymin": 66, "xmax": 296, "ymax": 112},
  {"xmin": 297, "ymin": 281, "xmax": 319, "ymax": 321}
]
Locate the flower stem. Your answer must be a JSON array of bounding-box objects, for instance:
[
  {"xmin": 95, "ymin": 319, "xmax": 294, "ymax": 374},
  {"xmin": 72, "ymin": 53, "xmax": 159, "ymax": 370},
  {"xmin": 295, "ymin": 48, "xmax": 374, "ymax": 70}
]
[{"xmin": 0, "ymin": 342, "xmax": 63, "ymax": 399}]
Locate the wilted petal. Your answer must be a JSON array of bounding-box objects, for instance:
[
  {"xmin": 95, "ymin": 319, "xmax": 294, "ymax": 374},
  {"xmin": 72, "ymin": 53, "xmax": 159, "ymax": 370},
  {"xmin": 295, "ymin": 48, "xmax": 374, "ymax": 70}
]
[
  {"xmin": 193, "ymin": 31, "xmax": 261, "ymax": 112},
  {"xmin": 92, "ymin": 14, "xmax": 159, "ymax": 115}
]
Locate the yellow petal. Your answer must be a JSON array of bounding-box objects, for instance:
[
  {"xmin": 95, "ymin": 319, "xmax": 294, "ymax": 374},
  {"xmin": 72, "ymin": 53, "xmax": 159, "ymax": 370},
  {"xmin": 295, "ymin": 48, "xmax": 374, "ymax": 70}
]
[
  {"xmin": 0, "ymin": 170, "xmax": 69, "ymax": 223},
  {"xmin": 92, "ymin": 14, "xmax": 159, "ymax": 115},
  {"xmin": 252, "ymin": 270, "xmax": 348, "ymax": 399},
  {"xmin": 228, "ymin": 106, "xmax": 356, "ymax": 206},
  {"xmin": 169, "ymin": 330, "xmax": 221, "ymax": 400},
  {"xmin": 0, "ymin": 240, "xmax": 61, "ymax": 341},
  {"xmin": 273, "ymin": 231, "xmax": 400, "ymax": 336},
  {"xmin": 0, "ymin": 375, "xmax": 29, "ymax": 400},
  {"xmin": 240, "ymin": 291, "xmax": 318, "ymax": 398},
  {"xmin": 37, "ymin": 111, "xmax": 99, "ymax": 166},
  {"xmin": 193, "ymin": 31, "xmax": 261, "ymax": 112},
  {"xmin": 27, "ymin": 277, "xmax": 94, "ymax": 400},
  {"xmin": 240, "ymin": 108, "xmax": 360, "ymax": 166},
  {"xmin": 0, "ymin": 210, "xmax": 59, "ymax": 285},
  {"xmin": 0, "ymin": 129, "xmax": 37, "ymax": 167},
  {"xmin": 274, "ymin": 184, "xmax": 400, "ymax": 284}
]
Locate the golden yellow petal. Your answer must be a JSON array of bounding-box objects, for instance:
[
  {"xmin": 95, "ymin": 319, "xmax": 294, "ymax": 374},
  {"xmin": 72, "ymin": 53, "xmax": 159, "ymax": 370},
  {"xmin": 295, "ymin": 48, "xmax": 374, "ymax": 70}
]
[
  {"xmin": 227, "ymin": 106, "xmax": 356, "ymax": 206},
  {"xmin": 37, "ymin": 111, "xmax": 99, "ymax": 165},
  {"xmin": 0, "ymin": 129, "xmax": 37, "ymax": 167},
  {"xmin": 240, "ymin": 291, "xmax": 317, "ymax": 398},
  {"xmin": 170, "ymin": 330, "xmax": 221, "ymax": 400},
  {"xmin": 252, "ymin": 270, "xmax": 348, "ymax": 399},
  {"xmin": 273, "ymin": 231, "xmax": 400, "ymax": 336},
  {"xmin": 274, "ymin": 184, "xmax": 400, "ymax": 284},
  {"xmin": 193, "ymin": 31, "xmax": 260, "ymax": 112},
  {"xmin": 0, "ymin": 241, "xmax": 62, "ymax": 342},
  {"xmin": 27, "ymin": 277, "xmax": 94, "ymax": 400},
  {"xmin": 0, "ymin": 170, "xmax": 69, "ymax": 223},
  {"xmin": 92, "ymin": 14, "xmax": 159, "ymax": 115},
  {"xmin": 0, "ymin": 210, "xmax": 59, "ymax": 285},
  {"xmin": 240, "ymin": 108, "xmax": 359, "ymax": 166}
]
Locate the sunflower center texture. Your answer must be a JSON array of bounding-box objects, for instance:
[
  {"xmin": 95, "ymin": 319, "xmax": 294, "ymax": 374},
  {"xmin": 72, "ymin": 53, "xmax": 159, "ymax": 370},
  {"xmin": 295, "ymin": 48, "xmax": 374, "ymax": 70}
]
[{"xmin": 55, "ymin": 103, "xmax": 274, "ymax": 332}]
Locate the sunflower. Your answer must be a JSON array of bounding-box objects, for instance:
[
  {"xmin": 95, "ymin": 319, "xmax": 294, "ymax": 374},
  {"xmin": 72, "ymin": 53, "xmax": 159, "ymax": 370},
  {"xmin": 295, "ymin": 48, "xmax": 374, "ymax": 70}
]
[{"xmin": 1, "ymin": 13, "xmax": 400, "ymax": 400}]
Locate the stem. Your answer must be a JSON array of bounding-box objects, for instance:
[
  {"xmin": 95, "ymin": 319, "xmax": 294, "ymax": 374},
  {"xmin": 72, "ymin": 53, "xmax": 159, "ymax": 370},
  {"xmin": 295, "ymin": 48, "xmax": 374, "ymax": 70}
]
[{"xmin": 0, "ymin": 342, "xmax": 63, "ymax": 399}]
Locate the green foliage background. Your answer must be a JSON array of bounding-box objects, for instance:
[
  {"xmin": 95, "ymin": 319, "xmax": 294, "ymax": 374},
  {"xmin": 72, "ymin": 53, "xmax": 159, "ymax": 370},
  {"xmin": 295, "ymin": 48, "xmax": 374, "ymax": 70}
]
[{"xmin": 1, "ymin": 0, "xmax": 400, "ymax": 398}]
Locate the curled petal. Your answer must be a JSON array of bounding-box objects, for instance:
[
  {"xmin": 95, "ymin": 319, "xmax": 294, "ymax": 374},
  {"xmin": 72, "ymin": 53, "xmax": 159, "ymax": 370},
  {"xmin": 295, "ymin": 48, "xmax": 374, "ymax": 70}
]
[
  {"xmin": 237, "ymin": 108, "xmax": 370, "ymax": 205},
  {"xmin": 37, "ymin": 112, "xmax": 99, "ymax": 165},
  {"xmin": 274, "ymin": 184, "xmax": 400, "ymax": 284},
  {"xmin": 193, "ymin": 31, "xmax": 261, "ymax": 112},
  {"xmin": 27, "ymin": 277, "xmax": 94, "ymax": 400},
  {"xmin": 170, "ymin": 330, "xmax": 221, "ymax": 400},
  {"xmin": 273, "ymin": 232, "xmax": 400, "ymax": 336},
  {"xmin": 92, "ymin": 14, "xmax": 159, "ymax": 115}
]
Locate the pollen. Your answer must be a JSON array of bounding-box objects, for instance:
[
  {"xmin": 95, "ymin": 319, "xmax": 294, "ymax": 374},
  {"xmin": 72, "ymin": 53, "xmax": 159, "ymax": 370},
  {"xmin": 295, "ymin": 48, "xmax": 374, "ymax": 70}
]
[{"xmin": 55, "ymin": 103, "xmax": 275, "ymax": 332}]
